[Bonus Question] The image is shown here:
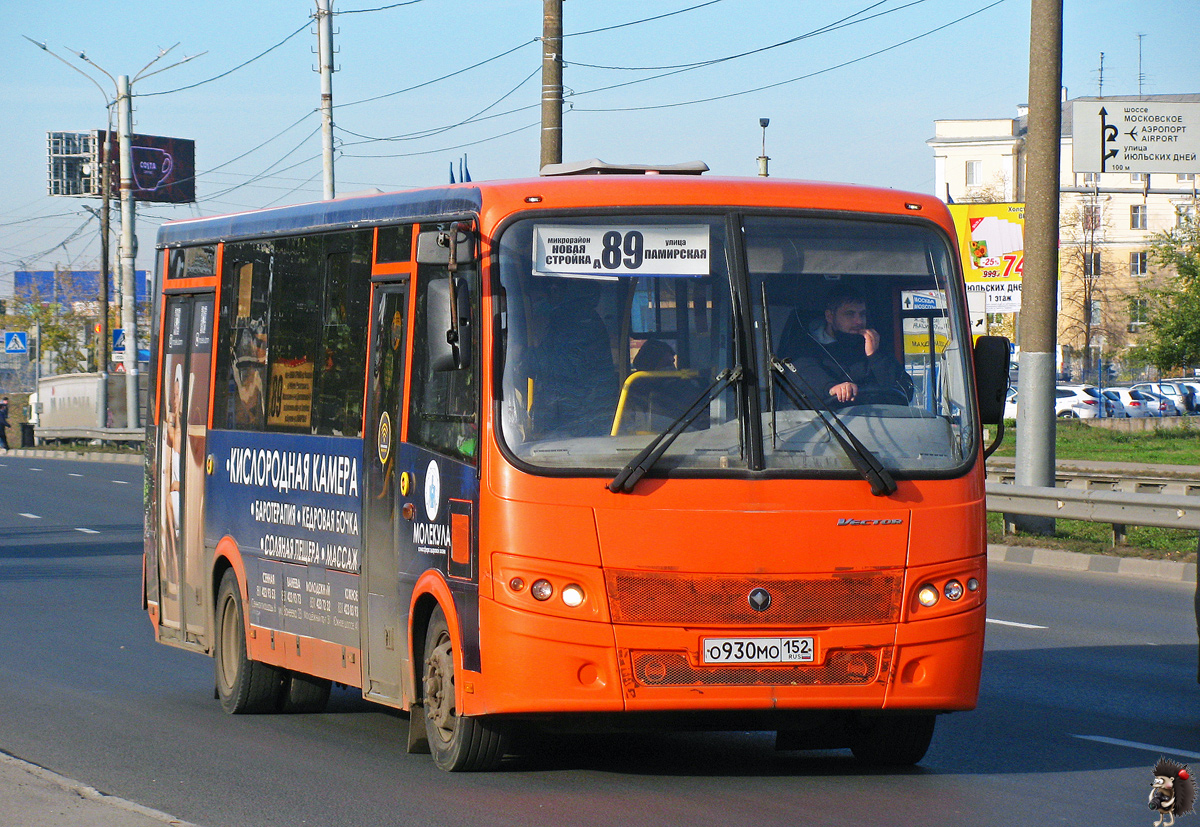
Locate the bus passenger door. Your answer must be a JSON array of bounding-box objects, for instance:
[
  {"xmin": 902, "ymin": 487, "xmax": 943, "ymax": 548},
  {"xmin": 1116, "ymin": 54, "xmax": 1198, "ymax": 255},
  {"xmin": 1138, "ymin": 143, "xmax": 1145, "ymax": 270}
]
[
  {"xmin": 155, "ymin": 293, "xmax": 214, "ymax": 648},
  {"xmin": 362, "ymin": 283, "xmax": 408, "ymax": 702}
]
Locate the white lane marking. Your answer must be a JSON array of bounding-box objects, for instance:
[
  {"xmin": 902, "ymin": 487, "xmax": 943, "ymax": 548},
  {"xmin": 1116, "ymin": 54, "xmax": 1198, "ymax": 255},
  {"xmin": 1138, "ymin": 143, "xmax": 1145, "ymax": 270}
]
[
  {"xmin": 28, "ymin": 467, "xmax": 42, "ymax": 471},
  {"xmin": 75, "ymin": 528, "xmax": 100, "ymax": 535},
  {"xmin": 18, "ymin": 513, "xmax": 41, "ymax": 519},
  {"xmin": 111, "ymin": 480, "xmax": 129, "ymax": 485},
  {"xmin": 69, "ymin": 473, "xmax": 83, "ymax": 477},
  {"xmin": 986, "ymin": 618, "xmax": 1048, "ymax": 629},
  {"xmin": 1073, "ymin": 735, "xmax": 1200, "ymax": 761}
]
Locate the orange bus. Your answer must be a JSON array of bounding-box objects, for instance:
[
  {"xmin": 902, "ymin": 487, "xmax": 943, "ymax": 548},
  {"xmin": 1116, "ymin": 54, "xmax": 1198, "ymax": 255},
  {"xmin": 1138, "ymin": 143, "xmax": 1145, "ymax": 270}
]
[{"xmin": 143, "ymin": 163, "xmax": 1009, "ymax": 771}]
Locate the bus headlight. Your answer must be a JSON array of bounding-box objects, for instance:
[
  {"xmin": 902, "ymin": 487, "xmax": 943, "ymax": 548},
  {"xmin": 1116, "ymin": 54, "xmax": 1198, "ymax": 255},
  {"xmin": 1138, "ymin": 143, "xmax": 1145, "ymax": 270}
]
[
  {"xmin": 917, "ymin": 584, "xmax": 940, "ymax": 607},
  {"xmin": 530, "ymin": 579, "xmax": 554, "ymax": 601},
  {"xmin": 944, "ymin": 580, "xmax": 964, "ymax": 601},
  {"xmin": 561, "ymin": 584, "xmax": 585, "ymax": 607}
]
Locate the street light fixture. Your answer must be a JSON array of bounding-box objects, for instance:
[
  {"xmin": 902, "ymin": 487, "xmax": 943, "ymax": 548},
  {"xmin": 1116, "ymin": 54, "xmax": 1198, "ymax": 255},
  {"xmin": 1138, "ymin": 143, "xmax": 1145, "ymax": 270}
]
[{"xmin": 757, "ymin": 118, "xmax": 771, "ymax": 177}]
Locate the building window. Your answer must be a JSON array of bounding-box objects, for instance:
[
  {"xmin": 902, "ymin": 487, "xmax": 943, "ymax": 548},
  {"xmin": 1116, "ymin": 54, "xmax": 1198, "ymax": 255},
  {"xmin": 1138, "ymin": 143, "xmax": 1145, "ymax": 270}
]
[
  {"xmin": 1131, "ymin": 204, "xmax": 1147, "ymax": 230},
  {"xmin": 965, "ymin": 161, "xmax": 982, "ymax": 187},
  {"xmin": 1128, "ymin": 296, "xmax": 1148, "ymax": 332},
  {"xmin": 1083, "ymin": 252, "xmax": 1102, "ymax": 277},
  {"xmin": 1082, "ymin": 204, "xmax": 1101, "ymax": 231},
  {"xmin": 1082, "ymin": 172, "xmax": 1100, "ymax": 186},
  {"xmin": 1131, "ymin": 172, "xmax": 1148, "ymax": 185},
  {"xmin": 1130, "ymin": 251, "xmax": 1148, "ymax": 277},
  {"xmin": 1179, "ymin": 173, "xmax": 1197, "ymax": 184}
]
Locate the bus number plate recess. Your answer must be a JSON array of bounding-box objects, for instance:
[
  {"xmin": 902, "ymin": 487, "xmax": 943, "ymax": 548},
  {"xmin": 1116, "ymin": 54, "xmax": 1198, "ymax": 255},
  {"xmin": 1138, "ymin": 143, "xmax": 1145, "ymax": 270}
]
[{"xmin": 701, "ymin": 637, "xmax": 815, "ymax": 665}]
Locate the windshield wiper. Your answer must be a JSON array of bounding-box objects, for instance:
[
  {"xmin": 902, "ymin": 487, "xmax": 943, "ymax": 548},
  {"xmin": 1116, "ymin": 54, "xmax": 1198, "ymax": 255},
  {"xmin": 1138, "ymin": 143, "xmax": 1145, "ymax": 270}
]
[
  {"xmin": 608, "ymin": 367, "xmax": 743, "ymax": 494},
  {"xmin": 769, "ymin": 357, "xmax": 897, "ymax": 497}
]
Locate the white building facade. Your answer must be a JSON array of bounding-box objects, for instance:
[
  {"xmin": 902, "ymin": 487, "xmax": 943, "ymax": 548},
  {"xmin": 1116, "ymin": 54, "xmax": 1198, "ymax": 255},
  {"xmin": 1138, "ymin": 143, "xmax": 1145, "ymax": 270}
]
[{"xmin": 929, "ymin": 93, "xmax": 1200, "ymax": 381}]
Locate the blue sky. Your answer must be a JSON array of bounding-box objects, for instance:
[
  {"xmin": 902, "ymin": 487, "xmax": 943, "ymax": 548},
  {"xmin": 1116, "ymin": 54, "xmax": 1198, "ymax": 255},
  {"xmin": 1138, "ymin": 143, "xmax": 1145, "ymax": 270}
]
[{"xmin": 2, "ymin": 0, "xmax": 1197, "ymax": 275}]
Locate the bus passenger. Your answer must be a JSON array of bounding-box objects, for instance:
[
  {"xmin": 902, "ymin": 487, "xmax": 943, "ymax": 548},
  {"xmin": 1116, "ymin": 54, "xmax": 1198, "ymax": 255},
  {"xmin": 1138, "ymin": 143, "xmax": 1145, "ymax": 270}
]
[
  {"xmin": 523, "ymin": 280, "xmax": 618, "ymax": 437},
  {"xmin": 779, "ymin": 289, "xmax": 912, "ymax": 406}
]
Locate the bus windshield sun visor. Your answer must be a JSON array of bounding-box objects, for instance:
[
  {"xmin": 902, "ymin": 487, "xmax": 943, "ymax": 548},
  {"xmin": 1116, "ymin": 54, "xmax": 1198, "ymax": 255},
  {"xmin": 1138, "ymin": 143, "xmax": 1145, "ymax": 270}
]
[
  {"xmin": 769, "ymin": 358, "xmax": 897, "ymax": 497},
  {"xmin": 607, "ymin": 367, "xmax": 743, "ymax": 494}
]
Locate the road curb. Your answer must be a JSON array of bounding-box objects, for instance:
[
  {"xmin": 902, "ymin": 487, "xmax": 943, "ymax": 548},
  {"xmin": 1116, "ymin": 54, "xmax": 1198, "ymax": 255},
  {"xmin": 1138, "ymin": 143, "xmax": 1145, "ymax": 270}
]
[
  {"xmin": 0, "ymin": 750, "xmax": 200, "ymax": 827},
  {"xmin": 988, "ymin": 543, "xmax": 1197, "ymax": 583}
]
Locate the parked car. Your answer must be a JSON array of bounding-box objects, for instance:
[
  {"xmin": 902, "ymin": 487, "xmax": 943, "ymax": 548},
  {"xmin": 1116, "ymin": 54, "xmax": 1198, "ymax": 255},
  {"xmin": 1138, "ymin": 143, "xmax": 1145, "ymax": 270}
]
[
  {"xmin": 1132, "ymin": 382, "xmax": 1194, "ymax": 414},
  {"xmin": 1138, "ymin": 388, "xmax": 1180, "ymax": 416},
  {"xmin": 1004, "ymin": 387, "xmax": 1018, "ymax": 420},
  {"xmin": 1103, "ymin": 387, "xmax": 1157, "ymax": 418},
  {"xmin": 1097, "ymin": 389, "xmax": 1128, "ymax": 418},
  {"xmin": 1055, "ymin": 385, "xmax": 1102, "ymax": 418}
]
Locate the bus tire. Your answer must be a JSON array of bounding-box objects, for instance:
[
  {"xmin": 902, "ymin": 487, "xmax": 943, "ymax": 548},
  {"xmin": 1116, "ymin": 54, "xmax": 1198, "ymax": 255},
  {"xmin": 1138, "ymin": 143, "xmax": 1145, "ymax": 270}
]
[
  {"xmin": 421, "ymin": 607, "xmax": 507, "ymax": 771},
  {"xmin": 848, "ymin": 713, "xmax": 936, "ymax": 766},
  {"xmin": 281, "ymin": 672, "xmax": 331, "ymax": 713},
  {"xmin": 214, "ymin": 569, "xmax": 285, "ymax": 714}
]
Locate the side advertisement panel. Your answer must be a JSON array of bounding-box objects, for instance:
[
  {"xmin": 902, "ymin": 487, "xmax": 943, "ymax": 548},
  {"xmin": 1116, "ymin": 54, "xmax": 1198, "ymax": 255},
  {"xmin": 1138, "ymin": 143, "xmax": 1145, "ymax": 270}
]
[{"xmin": 206, "ymin": 431, "xmax": 364, "ymax": 648}]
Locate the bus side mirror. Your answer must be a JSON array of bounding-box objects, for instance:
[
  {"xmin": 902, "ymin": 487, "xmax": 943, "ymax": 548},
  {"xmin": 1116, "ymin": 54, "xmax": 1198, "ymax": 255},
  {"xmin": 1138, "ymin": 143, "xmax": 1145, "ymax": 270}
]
[
  {"xmin": 973, "ymin": 335, "xmax": 1010, "ymax": 425},
  {"xmin": 416, "ymin": 226, "xmax": 475, "ymax": 265},
  {"xmin": 428, "ymin": 278, "xmax": 472, "ymax": 371}
]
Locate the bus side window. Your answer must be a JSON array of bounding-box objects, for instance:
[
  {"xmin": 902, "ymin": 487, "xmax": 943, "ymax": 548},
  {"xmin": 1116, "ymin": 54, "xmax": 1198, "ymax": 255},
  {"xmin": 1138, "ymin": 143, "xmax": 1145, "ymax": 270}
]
[
  {"xmin": 214, "ymin": 245, "xmax": 271, "ymax": 431},
  {"xmin": 410, "ymin": 265, "xmax": 479, "ymax": 462}
]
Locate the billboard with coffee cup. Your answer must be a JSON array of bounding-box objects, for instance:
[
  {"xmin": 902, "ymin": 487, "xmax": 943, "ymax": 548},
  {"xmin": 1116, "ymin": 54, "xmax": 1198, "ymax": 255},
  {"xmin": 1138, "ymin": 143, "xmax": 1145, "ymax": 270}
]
[{"xmin": 98, "ymin": 131, "xmax": 196, "ymax": 204}]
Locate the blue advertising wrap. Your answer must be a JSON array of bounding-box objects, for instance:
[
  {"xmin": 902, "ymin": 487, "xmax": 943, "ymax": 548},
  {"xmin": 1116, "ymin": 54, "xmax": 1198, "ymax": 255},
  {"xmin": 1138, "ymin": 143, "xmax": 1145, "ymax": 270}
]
[{"xmin": 207, "ymin": 431, "xmax": 364, "ymax": 648}]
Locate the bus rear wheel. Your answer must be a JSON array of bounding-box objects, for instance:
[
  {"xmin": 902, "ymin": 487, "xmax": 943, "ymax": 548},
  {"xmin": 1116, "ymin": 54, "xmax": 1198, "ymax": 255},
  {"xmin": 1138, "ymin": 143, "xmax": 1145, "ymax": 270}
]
[
  {"xmin": 421, "ymin": 607, "xmax": 507, "ymax": 771},
  {"xmin": 848, "ymin": 713, "xmax": 936, "ymax": 766},
  {"xmin": 281, "ymin": 672, "xmax": 331, "ymax": 713},
  {"xmin": 214, "ymin": 569, "xmax": 285, "ymax": 714}
]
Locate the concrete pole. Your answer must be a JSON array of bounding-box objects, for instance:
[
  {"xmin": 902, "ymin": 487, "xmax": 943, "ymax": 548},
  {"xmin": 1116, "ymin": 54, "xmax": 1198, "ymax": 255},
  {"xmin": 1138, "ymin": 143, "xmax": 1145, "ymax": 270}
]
[
  {"xmin": 1013, "ymin": 0, "xmax": 1062, "ymax": 534},
  {"xmin": 316, "ymin": 0, "xmax": 336, "ymax": 200},
  {"xmin": 118, "ymin": 74, "xmax": 139, "ymax": 429},
  {"xmin": 97, "ymin": 128, "xmax": 111, "ymax": 429},
  {"xmin": 540, "ymin": 0, "xmax": 563, "ymax": 170}
]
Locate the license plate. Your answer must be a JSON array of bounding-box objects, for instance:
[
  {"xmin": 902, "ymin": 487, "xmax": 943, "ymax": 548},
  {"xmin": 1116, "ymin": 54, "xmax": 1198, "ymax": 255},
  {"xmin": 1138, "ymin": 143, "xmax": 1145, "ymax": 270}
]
[{"xmin": 701, "ymin": 636, "xmax": 815, "ymax": 664}]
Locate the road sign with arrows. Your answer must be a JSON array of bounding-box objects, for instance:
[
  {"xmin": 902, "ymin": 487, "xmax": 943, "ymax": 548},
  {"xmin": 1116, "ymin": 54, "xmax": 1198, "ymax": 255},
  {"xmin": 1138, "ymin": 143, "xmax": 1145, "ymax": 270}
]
[{"xmin": 1072, "ymin": 99, "xmax": 1200, "ymax": 175}]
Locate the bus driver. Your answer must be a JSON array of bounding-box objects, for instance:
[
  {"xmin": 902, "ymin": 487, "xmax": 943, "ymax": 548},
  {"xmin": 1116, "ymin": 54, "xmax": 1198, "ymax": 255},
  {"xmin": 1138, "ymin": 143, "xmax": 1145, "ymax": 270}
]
[{"xmin": 780, "ymin": 289, "xmax": 913, "ymax": 406}]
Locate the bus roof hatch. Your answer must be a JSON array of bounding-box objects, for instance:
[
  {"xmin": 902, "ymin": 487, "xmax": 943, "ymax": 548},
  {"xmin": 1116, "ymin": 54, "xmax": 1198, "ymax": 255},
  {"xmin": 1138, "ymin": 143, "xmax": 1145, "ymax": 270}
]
[{"xmin": 540, "ymin": 159, "xmax": 710, "ymax": 177}]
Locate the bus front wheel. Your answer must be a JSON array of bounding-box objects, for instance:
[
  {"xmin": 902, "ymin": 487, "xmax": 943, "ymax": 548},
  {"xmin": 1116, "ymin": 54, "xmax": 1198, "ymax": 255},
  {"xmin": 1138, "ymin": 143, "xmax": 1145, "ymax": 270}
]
[
  {"xmin": 848, "ymin": 712, "xmax": 936, "ymax": 765},
  {"xmin": 421, "ymin": 607, "xmax": 507, "ymax": 771},
  {"xmin": 214, "ymin": 569, "xmax": 285, "ymax": 714}
]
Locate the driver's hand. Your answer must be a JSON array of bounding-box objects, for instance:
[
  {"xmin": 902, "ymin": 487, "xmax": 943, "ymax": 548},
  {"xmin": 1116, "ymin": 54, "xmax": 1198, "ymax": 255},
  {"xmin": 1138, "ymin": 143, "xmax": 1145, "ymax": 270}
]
[
  {"xmin": 830, "ymin": 381, "xmax": 858, "ymax": 403},
  {"xmin": 862, "ymin": 328, "xmax": 880, "ymax": 356}
]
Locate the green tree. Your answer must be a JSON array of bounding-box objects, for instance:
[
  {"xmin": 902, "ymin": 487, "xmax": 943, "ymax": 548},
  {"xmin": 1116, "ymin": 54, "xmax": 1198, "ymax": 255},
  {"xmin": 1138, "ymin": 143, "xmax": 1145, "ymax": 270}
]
[{"xmin": 1130, "ymin": 216, "xmax": 1200, "ymax": 372}]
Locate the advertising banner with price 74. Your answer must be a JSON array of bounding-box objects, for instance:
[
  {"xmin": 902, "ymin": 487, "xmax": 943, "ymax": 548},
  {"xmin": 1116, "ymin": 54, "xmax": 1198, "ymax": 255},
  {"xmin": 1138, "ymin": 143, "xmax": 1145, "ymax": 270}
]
[
  {"xmin": 534, "ymin": 225, "xmax": 711, "ymax": 279},
  {"xmin": 948, "ymin": 203, "xmax": 1028, "ymax": 313}
]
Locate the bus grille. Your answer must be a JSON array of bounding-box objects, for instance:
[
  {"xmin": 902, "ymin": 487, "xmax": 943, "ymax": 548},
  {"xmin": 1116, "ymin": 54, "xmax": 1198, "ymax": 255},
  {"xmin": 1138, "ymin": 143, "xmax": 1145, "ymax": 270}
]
[
  {"xmin": 624, "ymin": 648, "xmax": 886, "ymax": 688},
  {"xmin": 605, "ymin": 570, "xmax": 903, "ymax": 626}
]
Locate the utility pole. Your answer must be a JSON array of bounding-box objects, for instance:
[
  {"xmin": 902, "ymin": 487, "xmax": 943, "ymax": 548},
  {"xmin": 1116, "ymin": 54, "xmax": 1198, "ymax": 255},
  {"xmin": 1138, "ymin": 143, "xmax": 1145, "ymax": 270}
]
[
  {"xmin": 540, "ymin": 0, "xmax": 563, "ymax": 170},
  {"xmin": 118, "ymin": 74, "xmax": 139, "ymax": 429},
  {"xmin": 1014, "ymin": 0, "xmax": 1063, "ymax": 534},
  {"xmin": 98, "ymin": 128, "xmax": 111, "ymax": 428},
  {"xmin": 316, "ymin": 0, "xmax": 336, "ymax": 200}
]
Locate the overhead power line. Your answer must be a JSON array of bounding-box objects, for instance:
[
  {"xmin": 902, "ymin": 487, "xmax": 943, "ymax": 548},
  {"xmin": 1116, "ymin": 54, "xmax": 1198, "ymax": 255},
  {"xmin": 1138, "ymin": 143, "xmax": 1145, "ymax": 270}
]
[
  {"xmin": 564, "ymin": 0, "xmax": 728, "ymax": 37},
  {"xmin": 572, "ymin": 0, "xmax": 1008, "ymax": 112},
  {"xmin": 139, "ymin": 20, "xmax": 310, "ymax": 96}
]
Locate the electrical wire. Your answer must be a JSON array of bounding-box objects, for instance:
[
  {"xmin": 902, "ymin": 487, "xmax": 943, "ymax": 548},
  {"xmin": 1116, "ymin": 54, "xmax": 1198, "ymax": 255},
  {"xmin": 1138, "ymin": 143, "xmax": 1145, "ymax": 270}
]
[
  {"xmin": 564, "ymin": 0, "xmax": 728, "ymax": 37},
  {"xmin": 139, "ymin": 20, "xmax": 311, "ymax": 97},
  {"xmin": 334, "ymin": 0, "xmax": 430, "ymax": 13},
  {"xmin": 567, "ymin": 0, "xmax": 916, "ymax": 71},
  {"xmin": 338, "ymin": 120, "xmax": 540, "ymax": 160},
  {"xmin": 336, "ymin": 67, "xmax": 541, "ymax": 144},
  {"xmin": 337, "ymin": 39, "xmax": 537, "ymax": 108},
  {"xmin": 571, "ymin": 0, "xmax": 1007, "ymax": 112}
]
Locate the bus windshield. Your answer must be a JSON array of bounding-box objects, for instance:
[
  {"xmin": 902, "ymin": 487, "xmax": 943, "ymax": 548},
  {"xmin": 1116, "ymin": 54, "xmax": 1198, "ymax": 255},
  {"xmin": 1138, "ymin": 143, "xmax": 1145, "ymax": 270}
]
[{"xmin": 496, "ymin": 212, "xmax": 974, "ymax": 477}]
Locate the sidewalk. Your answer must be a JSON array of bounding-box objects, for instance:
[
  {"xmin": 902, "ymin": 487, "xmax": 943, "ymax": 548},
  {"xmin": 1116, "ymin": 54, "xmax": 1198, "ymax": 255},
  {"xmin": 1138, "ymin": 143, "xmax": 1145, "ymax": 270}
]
[{"xmin": 0, "ymin": 752, "xmax": 199, "ymax": 827}]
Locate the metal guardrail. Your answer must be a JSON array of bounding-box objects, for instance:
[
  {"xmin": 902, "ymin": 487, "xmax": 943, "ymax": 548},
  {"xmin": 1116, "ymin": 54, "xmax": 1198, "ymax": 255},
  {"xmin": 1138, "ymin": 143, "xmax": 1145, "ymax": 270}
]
[
  {"xmin": 986, "ymin": 481, "xmax": 1200, "ymax": 530},
  {"xmin": 34, "ymin": 427, "xmax": 144, "ymax": 444}
]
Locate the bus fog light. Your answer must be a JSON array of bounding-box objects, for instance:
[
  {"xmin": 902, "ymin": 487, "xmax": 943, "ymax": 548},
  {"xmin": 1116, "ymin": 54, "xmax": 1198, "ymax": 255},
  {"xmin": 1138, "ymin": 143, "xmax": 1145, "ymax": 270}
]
[
  {"xmin": 531, "ymin": 579, "xmax": 554, "ymax": 601},
  {"xmin": 917, "ymin": 584, "xmax": 939, "ymax": 607},
  {"xmin": 944, "ymin": 580, "xmax": 964, "ymax": 601},
  {"xmin": 508, "ymin": 577, "xmax": 525, "ymax": 592},
  {"xmin": 561, "ymin": 584, "xmax": 585, "ymax": 607},
  {"xmin": 967, "ymin": 578, "xmax": 979, "ymax": 592}
]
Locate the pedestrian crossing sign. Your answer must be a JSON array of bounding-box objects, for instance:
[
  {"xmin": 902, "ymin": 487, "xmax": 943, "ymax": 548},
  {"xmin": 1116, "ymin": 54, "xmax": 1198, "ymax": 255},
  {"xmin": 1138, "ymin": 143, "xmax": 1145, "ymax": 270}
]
[{"xmin": 3, "ymin": 331, "xmax": 27, "ymax": 354}]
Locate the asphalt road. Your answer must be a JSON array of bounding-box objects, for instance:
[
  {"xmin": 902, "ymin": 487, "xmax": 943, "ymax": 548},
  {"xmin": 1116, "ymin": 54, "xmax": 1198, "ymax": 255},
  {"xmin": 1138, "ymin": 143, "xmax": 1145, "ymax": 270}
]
[{"xmin": 0, "ymin": 454, "xmax": 1195, "ymax": 827}]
